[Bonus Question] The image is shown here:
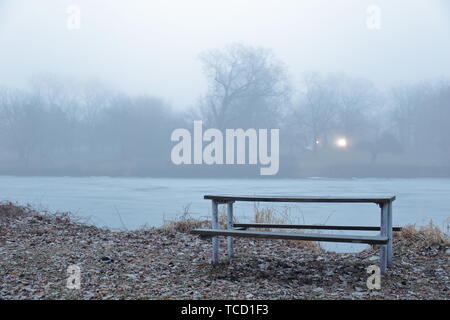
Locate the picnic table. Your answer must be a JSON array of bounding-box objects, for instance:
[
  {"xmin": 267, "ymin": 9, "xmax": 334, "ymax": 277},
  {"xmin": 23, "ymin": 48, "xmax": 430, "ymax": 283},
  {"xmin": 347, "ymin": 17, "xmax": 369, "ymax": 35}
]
[{"xmin": 191, "ymin": 195, "xmax": 398, "ymax": 273}]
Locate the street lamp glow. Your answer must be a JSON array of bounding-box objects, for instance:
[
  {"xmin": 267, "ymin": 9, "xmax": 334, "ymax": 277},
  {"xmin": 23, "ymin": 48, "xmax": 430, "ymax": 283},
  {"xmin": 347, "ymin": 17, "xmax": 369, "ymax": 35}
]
[{"xmin": 336, "ymin": 138, "xmax": 347, "ymax": 148}]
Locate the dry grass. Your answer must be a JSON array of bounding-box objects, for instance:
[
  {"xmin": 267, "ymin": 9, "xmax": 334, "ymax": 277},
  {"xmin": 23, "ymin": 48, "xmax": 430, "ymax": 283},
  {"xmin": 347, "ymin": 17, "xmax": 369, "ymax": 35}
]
[
  {"xmin": 159, "ymin": 204, "xmax": 209, "ymax": 234},
  {"xmin": 160, "ymin": 204, "xmax": 230, "ymax": 234},
  {"xmin": 0, "ymin": 201, "xmax": 33, "ymax": 220},
  {"xmin": 444, "ymin": 217, "xmax": 450, "ymax": 234},
  {"xmin": 253, "ymin": 204, "xmax": 323, "ymax": 252},
  {"xmin": 396, "ymin": 221, "xmax": 450, "ymax": 249},
  {"xmin": 254, "ymin": 205, "xmax": 292, "ymax": 226},
  {"xmin": 160, "ymin": 218, "xmax": 208, "ymax": 234}
]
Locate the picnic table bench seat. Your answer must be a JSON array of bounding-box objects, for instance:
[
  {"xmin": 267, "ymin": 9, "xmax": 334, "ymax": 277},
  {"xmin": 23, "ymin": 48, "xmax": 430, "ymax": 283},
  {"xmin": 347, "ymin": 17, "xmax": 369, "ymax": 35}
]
[{"xmin": 191, "ymin": 229, "xmax": 389, "ymax": 245}]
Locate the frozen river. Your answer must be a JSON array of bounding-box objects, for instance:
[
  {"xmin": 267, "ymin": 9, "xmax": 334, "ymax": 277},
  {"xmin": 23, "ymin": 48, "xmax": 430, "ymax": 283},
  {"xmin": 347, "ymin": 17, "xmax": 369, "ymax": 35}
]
[{"xmin": 1, "ymin": 176, "xmax": 449, "ymax": 252}]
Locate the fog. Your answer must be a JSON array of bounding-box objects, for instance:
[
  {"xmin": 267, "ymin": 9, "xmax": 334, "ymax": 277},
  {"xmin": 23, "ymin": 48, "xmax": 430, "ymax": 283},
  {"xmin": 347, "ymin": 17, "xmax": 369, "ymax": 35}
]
[
  {"xmin": 1, "ymin": 0, "xmax": 450, "ymax": 108},
  {"xmin": 0, "ymin": 1, "xmax": 449, "ymax": 177}
]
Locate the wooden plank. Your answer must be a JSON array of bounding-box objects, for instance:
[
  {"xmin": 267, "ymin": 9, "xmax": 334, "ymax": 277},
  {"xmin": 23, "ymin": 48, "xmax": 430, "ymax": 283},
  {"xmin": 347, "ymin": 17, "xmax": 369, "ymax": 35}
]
[
  {"xmin": 192, "ymin": 229, "xmax": 389, "ymax": 245},
  {"xmin": 204, "ymin": 194, "xmax": 396, "ymax": 204},
  {"xmin": 234, "ymin": 223, "xmax": 402, "ymax": 232}
]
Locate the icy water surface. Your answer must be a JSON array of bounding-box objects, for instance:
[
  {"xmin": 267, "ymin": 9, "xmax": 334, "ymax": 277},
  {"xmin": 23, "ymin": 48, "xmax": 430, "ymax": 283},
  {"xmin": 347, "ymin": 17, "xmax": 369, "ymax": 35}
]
[{"xmin": 1, "ymin": 176, "xmax": 448, "ymax": 252}]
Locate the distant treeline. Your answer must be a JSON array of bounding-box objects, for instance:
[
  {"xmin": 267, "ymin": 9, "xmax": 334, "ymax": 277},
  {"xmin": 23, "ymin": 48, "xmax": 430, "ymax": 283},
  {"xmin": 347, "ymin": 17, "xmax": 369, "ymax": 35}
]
[{"xmin": 1, "ymin": 44, "xmax": 449, "ymax": 178}]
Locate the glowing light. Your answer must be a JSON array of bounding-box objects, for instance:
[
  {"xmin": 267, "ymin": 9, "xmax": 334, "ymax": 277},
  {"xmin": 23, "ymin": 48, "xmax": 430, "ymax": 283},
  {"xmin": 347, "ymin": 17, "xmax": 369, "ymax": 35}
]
[
  {"xmin": 315, "ymin": 140, "xmax": 320, "ymax": 145},
  {"xmin": 336, "ymin": 138, "xmax": 347, "ymax": 148}
]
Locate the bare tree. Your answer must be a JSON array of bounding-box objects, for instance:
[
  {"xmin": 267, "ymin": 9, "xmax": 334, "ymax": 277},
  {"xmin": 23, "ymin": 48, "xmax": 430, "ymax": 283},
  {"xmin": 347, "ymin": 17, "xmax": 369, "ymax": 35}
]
[
  {"xmin": 390, "ymin": 83, "xmax": 432, "ymax": 152},
  {"xmin": 335, "ymin": 74, "xmax": 382, "ymax": 138},
  {"xmin": 0, "ymin": 88, "xmax": 46, "ymax": 167},
  {"xmin": 293, "ymin": 73, "xmax": 340, "ymax": 152},
  {"xmin": 198, "ymin": 43, "xmax": 290, "ymax": 128}
]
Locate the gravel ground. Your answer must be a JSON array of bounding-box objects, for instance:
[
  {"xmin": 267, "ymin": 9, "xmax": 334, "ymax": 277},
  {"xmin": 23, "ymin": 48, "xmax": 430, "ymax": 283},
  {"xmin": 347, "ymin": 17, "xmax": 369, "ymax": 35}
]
[{"xmin": 0, "ymin": 203, "xmax": 449, "ymax": 300}]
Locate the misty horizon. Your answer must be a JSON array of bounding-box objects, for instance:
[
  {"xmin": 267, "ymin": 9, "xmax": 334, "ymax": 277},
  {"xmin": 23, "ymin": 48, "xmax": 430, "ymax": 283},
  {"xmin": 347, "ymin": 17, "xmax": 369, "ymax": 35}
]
[{"xmin": 1, "ymin": 1, "xmax": 450, "ymax": 178}]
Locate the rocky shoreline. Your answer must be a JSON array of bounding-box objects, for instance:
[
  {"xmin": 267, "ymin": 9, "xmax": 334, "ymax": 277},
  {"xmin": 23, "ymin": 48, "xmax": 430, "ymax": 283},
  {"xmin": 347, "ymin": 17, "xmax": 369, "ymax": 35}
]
[{"xmin": 0, "ymin": 202, "xmax": 449, "ymax": 300}]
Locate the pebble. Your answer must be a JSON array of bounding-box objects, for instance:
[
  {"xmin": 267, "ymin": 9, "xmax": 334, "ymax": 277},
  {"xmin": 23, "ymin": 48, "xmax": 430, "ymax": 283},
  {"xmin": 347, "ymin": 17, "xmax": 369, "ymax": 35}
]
[
  {"xmin": 352, "ymin": 292, "xmax": 366, "ymax": 297},
  {"xmin": 363, "ymin": 256, "xmax": 379, "ymax": 262}
]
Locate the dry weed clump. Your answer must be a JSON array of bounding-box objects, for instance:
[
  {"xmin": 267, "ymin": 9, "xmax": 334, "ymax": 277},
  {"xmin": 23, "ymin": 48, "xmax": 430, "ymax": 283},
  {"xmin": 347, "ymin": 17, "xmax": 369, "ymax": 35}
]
[
  {"xmin": 0, "ymin": 201, "xmax": 34, "ymax": 220},
  {"xmin": 254, "ymin": 204, "xmax": 296, "ymax": 227},
  {"xmin": 160, "ymin": 218, "xmax": 208, "ymax": 234},
  {"xmin": 253, "ymin": 204, "xmax": 323, "ymax": 253},
  {"xmin": 160, "ymin": 204, "xmax": 209, "ymax": 234},
  {"xmin": 396, "ymin": 221, "xmax": 449, "ymax": 249}
]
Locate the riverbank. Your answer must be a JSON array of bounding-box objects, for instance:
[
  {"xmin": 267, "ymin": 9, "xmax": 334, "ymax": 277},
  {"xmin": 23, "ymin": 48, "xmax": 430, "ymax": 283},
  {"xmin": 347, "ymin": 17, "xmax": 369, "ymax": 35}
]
[{"xmin": 0, "ymin": 202, "xmax": 449, "ymax": 300}]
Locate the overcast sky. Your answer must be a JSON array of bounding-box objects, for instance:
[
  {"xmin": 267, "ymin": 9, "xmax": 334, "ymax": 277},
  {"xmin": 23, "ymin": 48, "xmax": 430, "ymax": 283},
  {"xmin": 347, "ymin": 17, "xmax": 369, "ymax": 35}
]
[{"xmin": 0, "ymin": 0, "xmax": 449, "ymax": 109}]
